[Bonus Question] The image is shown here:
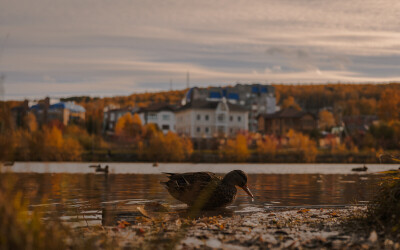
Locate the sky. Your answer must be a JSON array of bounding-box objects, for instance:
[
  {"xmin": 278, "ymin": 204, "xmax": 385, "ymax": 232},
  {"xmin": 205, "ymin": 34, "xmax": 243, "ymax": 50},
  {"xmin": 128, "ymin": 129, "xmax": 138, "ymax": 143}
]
[{"xmin": 1, "ymin": 0, "xmax": 400, "ymax": 100}]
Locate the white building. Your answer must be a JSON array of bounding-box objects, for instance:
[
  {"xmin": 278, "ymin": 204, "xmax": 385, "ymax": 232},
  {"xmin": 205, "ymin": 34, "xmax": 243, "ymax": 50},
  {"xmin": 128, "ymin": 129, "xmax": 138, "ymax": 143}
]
[
  {"xmin": 175, "ymin": 99, "xmax": 248, "ymax": 139},
  {"xmin": 181, "ymin": 83, "xmax": 276, "ymax": 132},
  {"xmin": 138, "ymin": 103, "xmax": 176, "ymax": 134}
]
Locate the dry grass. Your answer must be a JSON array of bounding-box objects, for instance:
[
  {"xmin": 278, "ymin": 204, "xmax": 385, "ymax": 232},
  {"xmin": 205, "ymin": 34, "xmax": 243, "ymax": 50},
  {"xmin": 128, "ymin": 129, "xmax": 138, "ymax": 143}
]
[{"xmin": 0, "ymin": 173, "xmax": 111, "ymax": 250}]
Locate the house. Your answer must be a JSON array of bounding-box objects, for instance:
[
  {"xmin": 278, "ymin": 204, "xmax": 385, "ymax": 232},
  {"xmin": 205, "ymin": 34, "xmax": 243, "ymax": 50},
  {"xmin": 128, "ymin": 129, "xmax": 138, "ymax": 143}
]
[
  {"xmin": 47, "ymin": 102, "xmax": 86, "ymax": 125},
  {"xmin": 11, "ymin": 100, "xmax": 30, "ymax": 127},
  {"xmin": 181, "ymin": 83, "xmax": 276, "ymax": 132},
  {"xmin": 342, "ymin": 115, "xmax": 379, "ymax": 134},
  {"xmin": 138, "ymin": 103, "xmax": 177, "ymax": 134},
  {"xmin": 258, "ymin": 107, "xmax": 317, "ymax": 135},
  {"xmin": 102, "ymin": 103, "xmax": 176, "ymax": 135},
  {"xmin": 175, "ymin": 99, "xmax": 248, "ymax": 139},
  {"xmin": 102, "ymin": 107, "xmax": 139, "ymax": 133}
]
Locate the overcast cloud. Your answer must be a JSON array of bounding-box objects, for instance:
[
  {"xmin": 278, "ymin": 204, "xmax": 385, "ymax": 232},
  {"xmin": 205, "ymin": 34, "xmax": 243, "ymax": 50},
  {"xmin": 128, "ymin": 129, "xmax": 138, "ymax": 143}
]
[{"xmin": 1, "ymin": 0, "xmax": 400, "ymax": 99}]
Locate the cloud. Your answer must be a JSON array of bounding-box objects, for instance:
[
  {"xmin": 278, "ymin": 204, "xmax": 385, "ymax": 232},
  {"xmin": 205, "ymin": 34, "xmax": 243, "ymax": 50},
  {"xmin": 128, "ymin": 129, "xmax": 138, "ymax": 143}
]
[{"xmin": 1, "ymin": 0, "xmax": 400, "ymax": 99}]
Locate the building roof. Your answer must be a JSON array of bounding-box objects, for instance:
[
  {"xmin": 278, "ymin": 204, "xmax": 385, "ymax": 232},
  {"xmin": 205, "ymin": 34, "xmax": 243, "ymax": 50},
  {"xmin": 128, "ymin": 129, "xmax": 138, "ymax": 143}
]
[
  {"xmin": 260, "ymin": 107, "xmax": 314, "ymax": 119},
  {"xmin": 177, "ymin": 100, "xmax": 248, "ymax": 112},
  {"xmin": 50, "ymin": 102, "xmax": 86, "ymax": 113},
  {"xmin": 139, "ymin": 103, "xmax": 177, "ymax": 112}
]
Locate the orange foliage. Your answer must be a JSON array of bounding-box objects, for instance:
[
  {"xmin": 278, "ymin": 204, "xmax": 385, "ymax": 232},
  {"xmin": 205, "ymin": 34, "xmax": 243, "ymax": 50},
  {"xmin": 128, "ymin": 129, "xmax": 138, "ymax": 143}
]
[
  {"xmin": 115, "ymin": 113, "xmax": 142, "ymax": 138},
  {"xmin": 318, "ymin": 110, "xmax": 336, "ymax": 130},
  {"xmin": 256, "ymin": 135, "xmax": 277, "ymax": 156},
  {"xmin": 145, "ymin": 131, "xmax": 193, "ymax": 162},
  {"xmin": 286, "ymin": 129, "xmax": 317, "ymax": 162},
  {"xmin": 378, "ymin": 89, "xmax": 400, "ymax": 121},
  {"xmin": 220, "ymin": 134, "xmax": 249, "ymax": 162},
  {"xmin": 281, "ymin": 96, "xmax": 301, "ymax": 110}
]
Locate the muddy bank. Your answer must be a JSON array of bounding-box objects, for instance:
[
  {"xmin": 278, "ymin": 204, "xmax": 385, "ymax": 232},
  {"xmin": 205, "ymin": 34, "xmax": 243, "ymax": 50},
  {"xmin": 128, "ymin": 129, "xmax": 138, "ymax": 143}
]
[{"xmin": 76, "ymin": 206, "xmax": 400, "ymax": 249}]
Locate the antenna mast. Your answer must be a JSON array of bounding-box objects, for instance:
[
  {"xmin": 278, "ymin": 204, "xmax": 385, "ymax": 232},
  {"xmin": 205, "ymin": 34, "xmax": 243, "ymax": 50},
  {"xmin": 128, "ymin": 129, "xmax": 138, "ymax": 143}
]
[{"xmin": 186, "ymin": 71, "xmax": 190, "ymax": 89}]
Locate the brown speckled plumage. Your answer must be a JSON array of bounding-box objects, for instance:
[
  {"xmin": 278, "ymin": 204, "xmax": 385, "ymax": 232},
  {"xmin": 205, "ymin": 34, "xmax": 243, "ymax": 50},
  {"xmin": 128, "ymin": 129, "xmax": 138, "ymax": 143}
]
[{"xmin": 161, "ymin": 170, "xmax": 253, "ymax": 209}]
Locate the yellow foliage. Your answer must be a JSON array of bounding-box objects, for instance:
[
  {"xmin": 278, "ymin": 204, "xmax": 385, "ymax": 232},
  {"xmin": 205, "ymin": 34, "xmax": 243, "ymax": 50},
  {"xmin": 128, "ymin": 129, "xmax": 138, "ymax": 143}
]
[
  {"xmin": 378, "ymin": 89, "xmax": 400, "ymax": 121},
  {"xmin": 115, "ymin": 113, "xmax": 142, "ymax": 138},
  {"xmin": 281, "ymin": 96, "xmax": 301, "ymax": 111},
  {"xmin": 286, "ymin": 129, "xmax": 317, "ymax": 162},
  {"xmin": 62, "ymin": 137, "xmax": 83, "ymax": 161},
  {"xmin": 145, "ymin": 131, "xmax": 193, "ymax": 162},
  {"xmin": 256, "ymin": 135, "xmax": 277, "ymax": 155},
  {"xmin": 220, "ymin": 134, "xmax": 249, "ymax": 162},
  {"xmin": 24, "ymin": 112, "xmax": 37, "ymax": 132},
  {"xmin": 318, "ymin": 110, "xmax": 335, "ymax": 130}
]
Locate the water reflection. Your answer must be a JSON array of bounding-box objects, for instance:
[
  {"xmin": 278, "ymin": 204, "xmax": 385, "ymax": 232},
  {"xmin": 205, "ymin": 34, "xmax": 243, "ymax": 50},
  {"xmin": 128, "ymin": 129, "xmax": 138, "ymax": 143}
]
[{"xmin": 1, "ymin": 172, "xmax": 380, "ymax": 225}]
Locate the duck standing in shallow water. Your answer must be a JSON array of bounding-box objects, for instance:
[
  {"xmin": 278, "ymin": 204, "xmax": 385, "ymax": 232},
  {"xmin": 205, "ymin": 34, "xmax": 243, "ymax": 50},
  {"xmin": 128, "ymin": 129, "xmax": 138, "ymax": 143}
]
[{"xmin": 161, "ymin": 170, "xmax": 253, "ymax": 209}]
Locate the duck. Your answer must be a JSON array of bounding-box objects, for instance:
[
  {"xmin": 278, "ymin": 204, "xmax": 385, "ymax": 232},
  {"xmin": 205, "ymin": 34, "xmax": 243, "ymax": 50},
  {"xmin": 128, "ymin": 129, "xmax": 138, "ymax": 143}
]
[
  {"xmin": 95, "ymin": 165, "xmax": 109, "ymax": 174},
  {"xmin": 352, "ymin": 165, "xmax": 368, "ymax": 172},
  {"xmin": 161, "ymin": 170, "xmax": 254, "ymax": 209}
]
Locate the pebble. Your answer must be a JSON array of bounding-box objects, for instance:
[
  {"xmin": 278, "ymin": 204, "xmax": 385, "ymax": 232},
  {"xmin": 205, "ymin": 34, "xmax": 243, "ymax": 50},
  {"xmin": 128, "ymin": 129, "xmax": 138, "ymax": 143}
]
[{"xmin": 205, "ymin": 238, "xmax": 222, "ymax": 248}]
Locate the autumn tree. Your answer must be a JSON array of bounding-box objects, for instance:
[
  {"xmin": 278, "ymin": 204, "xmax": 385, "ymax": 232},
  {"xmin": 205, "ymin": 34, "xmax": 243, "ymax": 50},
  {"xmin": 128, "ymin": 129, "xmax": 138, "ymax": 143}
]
[
  {"xmin": 24, "ymin": 112, "xmax": 38, "ymax": 132},
  {"xmin": 378, "ymin": 89, "xmax": 400, "ymax": 121},
  {"xmin": 318, "ymin": 110, "xmax": 336, "ymax": 131},
  {"xmin": 145, "ymin": 131, "xmax": 193, "ymax": 162},
  {"xmin": 115, "ymin": 113, "xmax": 142, "ymax": 138},
  {"xmin": 256, "ymin": 135, "xmax": 277, "ymax": 155},
  {"xmin": 286, "ymin": 129, "xmax": 317, "ymax": 162},
  {"xmin": 220, "ymin": 134, "xmax": 249, "ymax": 162},
  {"xmin": 281, "ymin": 96, "xmax": 301, "ymax": 110}
]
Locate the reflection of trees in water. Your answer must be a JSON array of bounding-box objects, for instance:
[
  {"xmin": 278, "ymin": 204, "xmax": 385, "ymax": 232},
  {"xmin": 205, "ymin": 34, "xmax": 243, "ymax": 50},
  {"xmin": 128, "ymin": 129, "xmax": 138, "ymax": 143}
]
[{"xmin": 5, "ymin": 173, "xmax": 380, "ymax": 211}]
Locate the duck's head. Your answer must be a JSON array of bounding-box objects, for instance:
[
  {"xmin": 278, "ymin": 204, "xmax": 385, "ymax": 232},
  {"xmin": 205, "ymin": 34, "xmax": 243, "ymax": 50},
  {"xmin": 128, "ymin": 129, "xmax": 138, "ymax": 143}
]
[{"xmin": 223, "ymin": 170, "xmax": 254, "ymax": 198}]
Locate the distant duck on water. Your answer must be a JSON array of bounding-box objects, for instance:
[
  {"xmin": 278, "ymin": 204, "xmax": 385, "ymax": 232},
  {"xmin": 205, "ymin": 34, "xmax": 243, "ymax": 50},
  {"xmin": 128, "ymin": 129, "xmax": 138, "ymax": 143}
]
[
  {"xmin": 352, "ymin": 165, "xmax": 368, "ymax": 172},
  {"xmin": 161, "ymin": 170, "xmax": 254, "ymax": 209},
  {"xmin": 95, "ymin": 165, "xmax": 109, "ymax": 174}
]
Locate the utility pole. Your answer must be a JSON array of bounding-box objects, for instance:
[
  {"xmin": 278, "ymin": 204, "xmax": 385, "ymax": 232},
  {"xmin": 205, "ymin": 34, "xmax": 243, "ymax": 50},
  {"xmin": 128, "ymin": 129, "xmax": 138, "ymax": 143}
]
[{"xmin": 186, "ymin": 71, "xmax": 190, "ymax": 89}]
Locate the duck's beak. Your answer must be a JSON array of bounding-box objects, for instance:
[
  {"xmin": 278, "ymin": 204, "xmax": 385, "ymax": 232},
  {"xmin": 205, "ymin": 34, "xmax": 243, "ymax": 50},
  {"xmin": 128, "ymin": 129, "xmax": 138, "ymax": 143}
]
[{"xmin": 241, "ymin": 185, "xmax": 254, "ymax": 198}]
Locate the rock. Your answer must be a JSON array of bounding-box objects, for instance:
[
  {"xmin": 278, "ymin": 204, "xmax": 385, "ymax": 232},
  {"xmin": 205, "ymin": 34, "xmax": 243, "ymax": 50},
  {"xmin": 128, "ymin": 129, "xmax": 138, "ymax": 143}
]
[
  {"xmin": 275, "ymin": 230, "xmax": 289, "ymax": 235},
  {"xmin": 260, "ymin": 234, "xmax": 278, "ymax": 245},
  {"xmin": 243, "ymin": 221, "xmax": 258, "ymax": 228},
  {"xmin": 368, "ymin": 231, "xmax": 378, "ymax": 243},
  {"xmin": 205, "ymin": 238, "xmax": 222, "ymax": 248}
]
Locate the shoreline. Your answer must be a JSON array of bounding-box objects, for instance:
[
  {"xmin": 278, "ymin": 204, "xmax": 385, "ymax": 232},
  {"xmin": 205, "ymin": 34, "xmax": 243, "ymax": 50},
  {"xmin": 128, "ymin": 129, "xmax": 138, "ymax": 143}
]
[{"xmin": 77, "ymin": 206, "xmax": 398, "ymax": 249}]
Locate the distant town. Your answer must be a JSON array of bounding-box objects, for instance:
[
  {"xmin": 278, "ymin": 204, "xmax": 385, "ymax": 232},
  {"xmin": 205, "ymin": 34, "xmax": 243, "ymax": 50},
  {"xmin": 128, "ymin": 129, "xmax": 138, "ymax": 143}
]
[{"xmin": 3, "ymin": 83, "xmax": 400, "ymax": 163}]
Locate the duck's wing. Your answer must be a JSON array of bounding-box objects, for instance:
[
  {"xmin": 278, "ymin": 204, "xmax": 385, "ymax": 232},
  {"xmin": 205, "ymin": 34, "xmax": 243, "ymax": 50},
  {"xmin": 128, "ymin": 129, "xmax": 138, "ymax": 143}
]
[
  {"xmin": 164, "ymin": 172, "xmax": 219, "ymax": 186},
  {"xmin": 161, "ymin": 172, "xmax": 220, "ymax": 204}
]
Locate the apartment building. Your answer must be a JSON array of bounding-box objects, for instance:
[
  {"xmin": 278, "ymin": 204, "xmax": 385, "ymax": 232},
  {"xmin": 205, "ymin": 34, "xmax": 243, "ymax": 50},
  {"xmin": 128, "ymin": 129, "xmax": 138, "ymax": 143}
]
[
  {"xmin": 175, "ymin": 99, "xmax": 248, "ymax": 139},
  {"xmin": 181, "ymin": 83, "xmax": 276, "ymax": 132}
]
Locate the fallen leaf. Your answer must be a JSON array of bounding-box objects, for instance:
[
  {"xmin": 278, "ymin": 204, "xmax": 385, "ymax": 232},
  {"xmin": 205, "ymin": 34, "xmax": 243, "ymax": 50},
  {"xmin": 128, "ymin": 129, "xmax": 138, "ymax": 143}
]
[
  {"xmin": 117, "ymin": 220, "xmax": 131, "ymax": 229},
  {"xmin": 297, "ymin": 209, "xmax": 310, "ymax": 214},
  {"xmin": 136, "ymin": 228, "xmax": 146, "ymax": 236}
]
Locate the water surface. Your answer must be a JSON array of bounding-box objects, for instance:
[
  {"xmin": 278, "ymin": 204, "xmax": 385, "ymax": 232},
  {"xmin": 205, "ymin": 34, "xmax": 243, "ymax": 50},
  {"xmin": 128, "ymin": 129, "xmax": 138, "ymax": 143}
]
[{"xmin": 1, "ymin": 162, "xmax": 396, "ymax": 226}]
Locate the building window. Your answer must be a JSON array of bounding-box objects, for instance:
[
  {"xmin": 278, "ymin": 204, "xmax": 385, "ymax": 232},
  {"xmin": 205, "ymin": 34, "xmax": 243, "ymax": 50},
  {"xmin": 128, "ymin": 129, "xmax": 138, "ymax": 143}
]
[
  {"xmin": 238, "ymin": 116, "xmax": 241, "ymax": 122},
  {"xmin": 148, "ymin": 113, "xmax": 157, "ymax": 120},
  {"xmin": 205, "ymin": 115, "xmax": 209, "ymax": 121},
  {"xmin": 110, "ymin": 113, "xmax": 115, "ymax": 121},
  {"xmin": 230, "ymin": 115, "xmax": 233, "ymax": 122},
  {"xmin": 205, "ymin": 127, "xmax": 209, "ymax": 133},
  {"xmin": 217, "ymin": 114, "xmax": 225, "ymax": 122},
  {"xmin": 197, "ymin": 114, "xmax": 201, "ymax": 120},
  {"xmin": 162, "ymin": 114, "xmax": 170, "ymax": 121},
  {"xmin": 196, "ymin": 127, "xmax": 201, "ymax": 132},
  {"xmin": 162, "ymin": 124, "xmax": 170, "ymax": 130}
]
